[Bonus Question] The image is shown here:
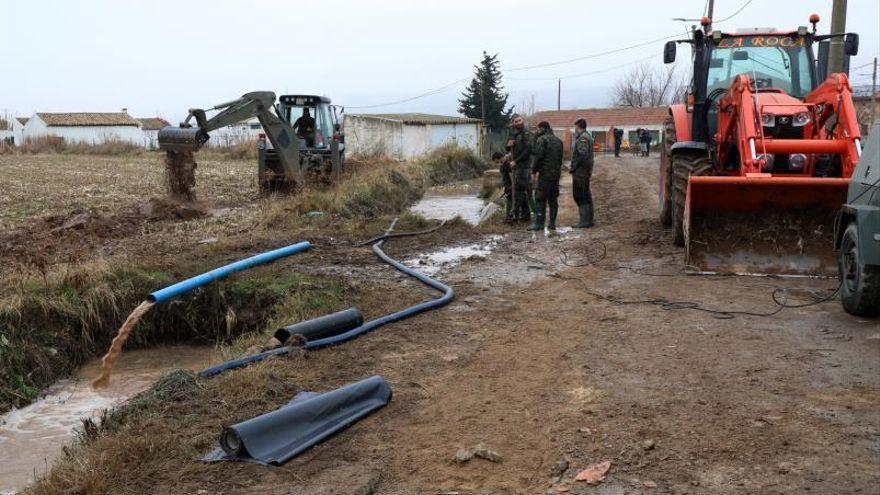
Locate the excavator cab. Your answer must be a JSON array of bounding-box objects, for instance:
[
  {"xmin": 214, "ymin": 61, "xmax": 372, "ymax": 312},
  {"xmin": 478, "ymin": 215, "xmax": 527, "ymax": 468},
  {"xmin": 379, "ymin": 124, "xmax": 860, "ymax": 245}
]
[
  {"xmin": 260, "ymin": 95, "xmax": 344, "ymax": 191},
  {"xmin": 660, "ymin": 16, "xmax": 863, "ymax": 276}
]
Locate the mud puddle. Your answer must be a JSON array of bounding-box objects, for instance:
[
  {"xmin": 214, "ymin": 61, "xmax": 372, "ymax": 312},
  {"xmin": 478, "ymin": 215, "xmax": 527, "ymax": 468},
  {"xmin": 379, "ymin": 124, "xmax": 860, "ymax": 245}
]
[
  {"xmin": 410, "ymin": 180, "xmax": 492, "ymax": 225},
  {"xmin": 0, "ymin": 345, "xmax": 215, "ymax": 494},
  {"xmin": 406, "ymin": 235, "xmax": 502, "ymax": 276}
]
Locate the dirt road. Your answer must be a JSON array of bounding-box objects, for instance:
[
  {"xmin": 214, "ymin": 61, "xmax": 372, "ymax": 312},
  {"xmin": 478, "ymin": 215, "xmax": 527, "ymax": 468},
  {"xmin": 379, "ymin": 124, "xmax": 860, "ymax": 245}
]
[
  {"xmin": 275, "ymin": 155, "xmax": 879, "ymax": 494},
  {"xmin": 32, "ymin": 155, "xmax": 879, "ymax": 494}
]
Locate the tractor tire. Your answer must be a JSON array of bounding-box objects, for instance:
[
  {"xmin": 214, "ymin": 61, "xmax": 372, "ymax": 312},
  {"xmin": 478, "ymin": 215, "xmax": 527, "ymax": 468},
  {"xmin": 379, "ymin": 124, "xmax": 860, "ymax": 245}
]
[
  {"xmin": 838, "ymin": 222, "xmax": 880, "ymax": 317},
  {"xmin": 670, "ymin": 152, "xmax": 710, "ymax": 247},
  {"xmin": 659, "ymin": 117, "xmax": 675, "ymax": 226}
]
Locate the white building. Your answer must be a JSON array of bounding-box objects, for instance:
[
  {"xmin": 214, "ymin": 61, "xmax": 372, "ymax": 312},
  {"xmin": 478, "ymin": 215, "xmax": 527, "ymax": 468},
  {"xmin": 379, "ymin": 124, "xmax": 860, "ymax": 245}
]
[
  {"xmin": 12, "ymin": 117, "xmax": 28, "ymax": 146},
  {"xmin": 23, "ymin": 112, "xmax": 144, "ymax": 145},
  {"xmin": 344, "ymin": 113, "xmax": 482, "ymax": 160},
  {"xmin": 137, "ymin": 117, "xmax": 170, "ymax": 149},
  {"xmin": 209, "ymin": 117, "xmax": 263, "ymax": 147}
]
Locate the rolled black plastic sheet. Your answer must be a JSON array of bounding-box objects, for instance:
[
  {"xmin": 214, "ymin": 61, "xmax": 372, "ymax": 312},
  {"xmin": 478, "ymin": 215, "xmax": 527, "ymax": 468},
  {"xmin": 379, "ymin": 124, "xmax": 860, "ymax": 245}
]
[
  {"xmin": 274, "ymin": 307, "xmax": 364, "ymax": 343},
  {"xmin": 202, "ymin": 375, "xmax": 392, "ymax": 465}
]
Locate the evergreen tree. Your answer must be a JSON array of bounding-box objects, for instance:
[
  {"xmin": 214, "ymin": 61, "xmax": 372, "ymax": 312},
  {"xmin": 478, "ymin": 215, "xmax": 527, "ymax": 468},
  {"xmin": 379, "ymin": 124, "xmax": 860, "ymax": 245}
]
[{"xmin": 458, "ymin": 52, "xmax": 513, "ymax": 133}]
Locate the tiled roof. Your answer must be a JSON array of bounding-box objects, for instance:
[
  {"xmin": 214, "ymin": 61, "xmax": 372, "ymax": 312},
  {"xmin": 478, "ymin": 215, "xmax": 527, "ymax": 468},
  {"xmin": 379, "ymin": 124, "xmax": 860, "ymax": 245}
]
[
  {"xmin": 354, "ymin": 113, "xmax": 482, "ymax": 125},
  {"xmin": 16, "ymin": 117, "xmax": 29, "ymax": 126},
  {"xmin": 137, "ymin": 117, "xmax": 171, "ymax": 130},
  {"xmin": 36, "ymin": 112, "xmax": 140, "ymax": 127},
  {"xmin": 532, "ymin": 107, "xmax": 668, "ymax": 129}
]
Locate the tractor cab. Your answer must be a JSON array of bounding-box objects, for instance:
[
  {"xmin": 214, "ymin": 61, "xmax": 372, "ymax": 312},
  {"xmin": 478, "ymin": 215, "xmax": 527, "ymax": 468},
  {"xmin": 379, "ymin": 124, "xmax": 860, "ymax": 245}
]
[
  {"xmin": 664, "ymin": 20, "xmax": 859, "ymax": 148},
  {"xmin": 275, "ymin": 95, "xmax": 339, "ymax": 150}
]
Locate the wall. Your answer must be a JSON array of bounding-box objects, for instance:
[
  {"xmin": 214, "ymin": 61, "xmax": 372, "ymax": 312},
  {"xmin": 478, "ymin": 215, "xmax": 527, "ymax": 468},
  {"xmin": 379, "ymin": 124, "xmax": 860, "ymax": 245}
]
[
  {"xmin": 209, "ymin": 119, "xmax": 263, "ymax": 147},
  {"xmin": 11, "ymin": 119, "xmax": 25, "ymax": 146},
  {"xmin": 23, "ymin": 117, "xmax": 145, "ymax": 145},
  {"xmin": 345, "ymin": 116, "xmax": 480, "ymax": 160},
  {"xmin": 344, "ymin": 115, "xmax": 404, "ymax": 158}
]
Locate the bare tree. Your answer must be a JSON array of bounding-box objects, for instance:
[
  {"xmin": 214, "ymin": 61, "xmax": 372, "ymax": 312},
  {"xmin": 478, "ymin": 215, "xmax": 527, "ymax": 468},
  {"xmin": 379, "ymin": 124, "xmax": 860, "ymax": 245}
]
[{"xmin": 612, "ymin": 63, "xmax": 687, "ymax": 107}]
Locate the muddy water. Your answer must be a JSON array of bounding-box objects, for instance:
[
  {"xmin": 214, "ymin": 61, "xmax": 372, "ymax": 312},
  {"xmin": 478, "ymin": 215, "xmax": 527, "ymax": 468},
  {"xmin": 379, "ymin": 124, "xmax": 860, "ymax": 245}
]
[
  {"xmin": 0, "ymin": 346, "xmax": 215, "ymax": 494},
  {"xmin": 410, "ymin": 180, "xmax": 492, "ymax": 225}
]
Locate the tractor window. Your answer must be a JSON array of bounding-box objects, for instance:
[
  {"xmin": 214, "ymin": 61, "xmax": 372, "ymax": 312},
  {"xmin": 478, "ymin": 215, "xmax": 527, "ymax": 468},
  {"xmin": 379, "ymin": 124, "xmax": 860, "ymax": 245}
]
[
  {"xmin": 707, "ymin": 36, "xmax": 814, "ymax": 98},
  {"xmin": 285, "ymin": 104, "xmax": 333, "ymax": 148}
]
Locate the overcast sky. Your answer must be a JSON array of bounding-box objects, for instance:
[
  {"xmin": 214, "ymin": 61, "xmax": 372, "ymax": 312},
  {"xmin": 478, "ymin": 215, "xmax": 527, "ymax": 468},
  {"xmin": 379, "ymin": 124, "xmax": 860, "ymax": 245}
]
[{"xmin": 1, "ymin": 0, "xmax": 877, "ymax": 123}]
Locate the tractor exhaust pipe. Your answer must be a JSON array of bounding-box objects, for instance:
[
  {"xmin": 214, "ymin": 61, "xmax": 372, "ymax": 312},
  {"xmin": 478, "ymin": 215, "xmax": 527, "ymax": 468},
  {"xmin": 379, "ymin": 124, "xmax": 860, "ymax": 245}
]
[{"xmin": 158, "ymin": 126, "xmax": 210, "ymax": 152}]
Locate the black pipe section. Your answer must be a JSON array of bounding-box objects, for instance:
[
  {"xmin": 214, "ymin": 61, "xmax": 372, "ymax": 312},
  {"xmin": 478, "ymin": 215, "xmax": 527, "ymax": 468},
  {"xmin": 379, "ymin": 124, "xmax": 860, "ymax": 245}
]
[
  {"xmin": 354, "ymin": 220, "xmax": 446, "ymax": 247},
  {"xmin": 203, "ymin": 375, "xmax": 392, "ymax": 465},
  {"xmin": 198, "ymin": 219, "xmax": 453, "ymax": 378},
  {"xmin": 273, "ymin": 308, "xmax": 363, "ymax": 344}
]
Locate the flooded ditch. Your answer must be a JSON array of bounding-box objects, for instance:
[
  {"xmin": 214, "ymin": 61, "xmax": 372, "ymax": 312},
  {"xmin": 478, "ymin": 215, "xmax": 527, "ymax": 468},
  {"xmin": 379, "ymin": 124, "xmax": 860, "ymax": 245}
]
[
  {"xmin": 410, "ymin": 179, "xmax": 496, "ymax": 225},
  {"xmin": 0, "ymin": 346, "xmax": 216, "ymax": 494}
]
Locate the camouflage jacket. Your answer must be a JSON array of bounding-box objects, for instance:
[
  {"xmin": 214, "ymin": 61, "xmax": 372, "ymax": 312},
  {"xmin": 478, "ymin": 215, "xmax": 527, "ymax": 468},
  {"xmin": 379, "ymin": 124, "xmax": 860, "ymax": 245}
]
[
  {"xmin": 571, "ymin": 130, "xmax": 594, "ymax": 174},
  {"xmin": 506, "ymin": 128, "xmax": 534, "ymax": 171},
  {"xmin": 531, "ymin": 129, "xmax": 564, "ymax": 181}
]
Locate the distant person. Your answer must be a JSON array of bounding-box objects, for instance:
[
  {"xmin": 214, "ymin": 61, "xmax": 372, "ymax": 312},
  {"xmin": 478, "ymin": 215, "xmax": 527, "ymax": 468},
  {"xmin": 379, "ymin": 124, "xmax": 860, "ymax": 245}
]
[
  {"xmin": 529, "ymin": 121, "xmax": 564, "ymax": 231},
  {"xmin": 570, "ymin": 118, "xmax": 595, "ymax": 228},
  {"xmin": 492, "ymin": 151, "xmax": 514, "ymax": 222},
  {"xmin": 639, "ymin": 128, "xmax": 652, "ymax": 157},
  {"xmin": 505, "ymin": 114, "xmax": 534, "ymax": 223},
  {"xmin": 293, "ymin": 108, "xmax": 317, "ymax": 147},
  {"xmin": 613, "ymin": 127, "xmax": 624, "ymax": 157}
]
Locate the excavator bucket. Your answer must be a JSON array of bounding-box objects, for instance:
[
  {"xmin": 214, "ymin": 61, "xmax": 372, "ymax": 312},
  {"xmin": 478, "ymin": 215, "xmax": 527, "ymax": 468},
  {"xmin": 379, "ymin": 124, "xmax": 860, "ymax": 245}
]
[
  {"xmin": 157, "ymin": 126, "xmax": 209, "ymax": 152},
  {"xmin": 685, "ymin": 176, "xmax": 850, "ymax": 276}
]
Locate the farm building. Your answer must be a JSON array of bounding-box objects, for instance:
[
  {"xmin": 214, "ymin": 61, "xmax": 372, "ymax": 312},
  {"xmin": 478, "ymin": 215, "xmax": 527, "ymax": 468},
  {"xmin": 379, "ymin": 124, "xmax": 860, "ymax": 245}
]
[
  {"xmin": 12, "ymin": 117, "xmax": 28, "ymax": 146},
  {"xmin": 345, "ymin": 113, "xmax": 482, "ymax": 160},
  {"xmin": 210, "ymin": 117, "xmax": 263, "ymax": 147},
  {"xmin": 531, "ymin": 107, "xmax": 668, "ymax": 156},
  {"xmin": 137, "ymin": 117, "xmax": 171, "ymax": 149},
  {"xmin": 22, "ymin": 112, "xmax": 144, "ymax": 145}
]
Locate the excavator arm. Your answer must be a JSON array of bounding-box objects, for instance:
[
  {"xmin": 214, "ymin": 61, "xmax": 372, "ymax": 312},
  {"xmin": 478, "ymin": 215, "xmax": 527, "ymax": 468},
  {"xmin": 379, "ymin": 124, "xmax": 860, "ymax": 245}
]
[{"xmin": 158, "ymin": 91, "xmax": 302, "ymax": 182}]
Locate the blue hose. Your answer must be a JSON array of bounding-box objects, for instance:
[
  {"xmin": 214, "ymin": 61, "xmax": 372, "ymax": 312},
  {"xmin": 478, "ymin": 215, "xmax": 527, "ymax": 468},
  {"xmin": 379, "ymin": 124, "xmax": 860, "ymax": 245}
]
[
  {"xmin": 198, "ymin": 222, "xmax": 453, "ymax": 378},
  {"xmin": 148, "ymin": 241, "xmax": 312, "ymax": 304}
]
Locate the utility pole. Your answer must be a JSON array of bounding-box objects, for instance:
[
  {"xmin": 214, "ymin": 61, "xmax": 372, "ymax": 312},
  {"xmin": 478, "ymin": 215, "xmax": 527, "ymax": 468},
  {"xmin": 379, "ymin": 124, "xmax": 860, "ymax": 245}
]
[
  {"xmin": 557, "ymin": 79, "xmax": 561, "ymax": 111},
  {"xmin": 872, "ymin": 57, "xmax": 878, "ymax": 128},
  {"xmin": 828, "ymin": 0, "xmax": 848, "ymax": 75}
]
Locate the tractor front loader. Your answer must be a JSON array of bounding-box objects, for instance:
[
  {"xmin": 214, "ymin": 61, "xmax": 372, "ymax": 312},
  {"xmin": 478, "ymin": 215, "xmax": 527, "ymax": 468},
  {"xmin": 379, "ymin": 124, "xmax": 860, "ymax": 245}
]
[{"xmin": 659, "ymin": 15, "xmax": 862, "ymax": 276}]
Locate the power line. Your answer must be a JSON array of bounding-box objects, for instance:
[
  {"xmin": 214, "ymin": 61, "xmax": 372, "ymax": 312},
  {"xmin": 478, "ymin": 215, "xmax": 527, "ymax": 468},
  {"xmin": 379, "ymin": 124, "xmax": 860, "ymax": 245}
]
[
  {"xmin": 713, "ymin": 0, "xmax": 756, "ymax": 24},
  {"xmin": 507, "ymin": 55, "xmax": 658, "ymax": 82},
  {"xmin": 347, "ymin": 31, "xmax": 685, "ymax": 109},
  {"xmin": 346, "ymin": 78, "xmax": 469, "ymax": 109},
  {"xmin": 504, "ymin": 33, "xmax": 681, "ymax": 72}
]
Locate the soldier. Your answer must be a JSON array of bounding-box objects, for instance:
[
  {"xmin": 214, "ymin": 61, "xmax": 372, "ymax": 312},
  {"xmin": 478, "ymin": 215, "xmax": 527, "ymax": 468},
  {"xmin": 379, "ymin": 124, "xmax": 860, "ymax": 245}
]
[
  {"xmin": 506, "ymin": 114, "xmax": 534, "ymax": 222},
  {"xmin": 613, "ymin": 127, "xmax": 624, "ymax": 157},
  {"xmin": 492, "ymin": 151, "xmax": 514, "ymax": 222},
  {"xmin": 570, "ymin": 118, "xmax": 595, "ymax": 228},
  {"xmin": 293, "ymin": 108, "xmax": 317, "ymax": 147},
  {"xmin": 529, "ymin": 121, "xmax": 564, "ymax": 231}
]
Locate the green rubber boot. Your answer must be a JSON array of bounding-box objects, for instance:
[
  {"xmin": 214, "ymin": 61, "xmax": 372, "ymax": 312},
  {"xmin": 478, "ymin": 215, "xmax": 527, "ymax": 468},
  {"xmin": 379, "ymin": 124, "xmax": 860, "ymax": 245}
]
[
  {"xmin": 572, "ymin": 204, "xmax": 594, "ymax": 228},
  {"xmin": 547, "ymin": 204, "xmax": 558, "ymax": 230},
  {"xmin": 528, "ymin": 200, "xmax": 546, "ymax": 231}
]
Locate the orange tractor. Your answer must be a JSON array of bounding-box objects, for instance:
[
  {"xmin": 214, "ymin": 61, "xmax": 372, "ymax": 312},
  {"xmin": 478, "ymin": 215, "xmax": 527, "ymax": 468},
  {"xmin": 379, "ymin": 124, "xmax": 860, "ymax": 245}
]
[{"xmin": 659, "ymin": 15, "xmax": 862, "ymax": 275}]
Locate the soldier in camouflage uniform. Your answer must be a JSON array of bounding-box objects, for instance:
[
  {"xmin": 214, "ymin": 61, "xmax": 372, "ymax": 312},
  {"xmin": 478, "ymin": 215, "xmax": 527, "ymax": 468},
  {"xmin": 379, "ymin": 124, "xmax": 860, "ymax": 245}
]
[
  {"xmin": 570, "ymin": 118, "xmax": 595, "ymax": 228},
  {"xmin": 528, "ymin": 121, "xmax": 564, "ymax": 231},
  {"xmin": 505, "ymin": 114, "xmax": 534, "ymax": 222}
]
